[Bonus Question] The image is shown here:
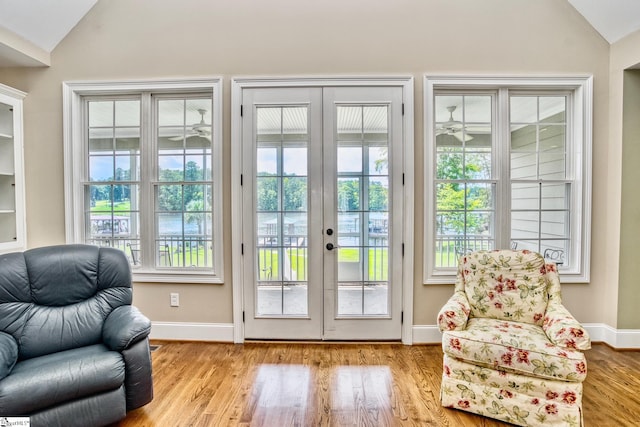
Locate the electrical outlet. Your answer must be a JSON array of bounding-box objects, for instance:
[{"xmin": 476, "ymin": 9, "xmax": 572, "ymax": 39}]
[{"xmin": 170, "ymin": 292, "xmax": 179, "ymax": 307}]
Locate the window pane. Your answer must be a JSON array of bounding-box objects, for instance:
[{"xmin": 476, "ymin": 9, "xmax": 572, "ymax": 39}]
[
  {"xmin": 85, "ymin": 184, "xmax": 140, "ymax": 263},
  {"xmin": 541, "ymin": 183, "xmax": 569, "ymax": 209},
  {"xmin": 465, "ymin": 152, "xmax": 491, "ymax": 179},
  {"xmin": 257, "ymin": 147, "xmax": 277, "ymax": 176},
  {"xmin": 185, "ymin": 158, "xmax": 205, "ymax": 181},
  {"xmin": 257, "ymin": 108, "xmax": 281, "ymax": 139},
  {"xmin": 512, "ymin": 183, "xmax": 540, "ymax": 210},
  {"xmin": 89, "ymin": 156, "xmax": 113, "ymax": 181},
  {"xmin": 337, "ymin": 106, "xmax": 362, "ymax": 140},
  {"xmin": 337, "ymin": 178, "xmax": 360, "ymax": 211},
  {"xmin": 539, "ymin": 97, "xmax": 566, "ymax": 123},
  {"xmin": 466, "ymin": 183, "xmax": 493, "ymax": 210},
  {"xmin": 115, "ymin": 100, "xmax": 140, "ymax": 127},
  {"xmin": 257, "ymin": 177, "xmax": 278, "ymax": 211},
  {"xmin": 115, "ymin": 155, "xmax": 139, "ymax": 181},
  {"xmin": 283, "ymin": 177, "xmax": 307, "ymax": 211},
  {"xmin": 282, "ymin": 107, "xmax": 307, "ymax": 136},
  {"xmin": 510, "ymin": 97, "xmax": 537, "ymax": 123},
  {"xmin": 157, "ymin": 184, "xmax": 183, "ymax": 211},
  {"xmin": 436, "ymin": 151, "xmax": 464, "ymax": 180},
  {"xmin": 368, "ymin": 146, "xmax": 388, "ymax": 175},
  {"xmin": 337, "ymin": 146, "xmax": 362, "ymax": 173},
  {"xmin": 283, "ymin": 147, "xmax": 307, "ymax": 176},
  {"xmin": 539, "ymin": 125, "xmax": 565, "ymax": 151},
  {"xmin": 464, "ymin": 96, "xmax": 491, "ymax": 122},
  {"xmin": 158, "ymin": 100, "xmax": 184, "ymax": 126},
  {"xmin": 89, "ymin": 101, "xmax": 113, "ymax": 127},
  {"xmin": 115, "ymin": 128, "xmax": 140, "ymax": 151},
  {"xmin": 89, "ymin": 128, "xmax": 113, "ymax": 152},
  {"xmin": 368, "ymin": 177, "xmax": 388, "ymax": 211}
]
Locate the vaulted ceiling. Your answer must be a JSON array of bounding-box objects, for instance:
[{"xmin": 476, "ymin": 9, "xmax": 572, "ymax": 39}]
[{"xmin": 0, "ymin": 0, "xmax": 639, "ymax": 68}]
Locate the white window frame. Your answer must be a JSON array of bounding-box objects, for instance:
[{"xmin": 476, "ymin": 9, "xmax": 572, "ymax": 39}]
[
  {"xmin": 424, "ymin": 75, "xmax": 593, "ymax": 284},
  {"xmin": 63, "ymin": 78, "xmax": 223, "ymax": 283}
]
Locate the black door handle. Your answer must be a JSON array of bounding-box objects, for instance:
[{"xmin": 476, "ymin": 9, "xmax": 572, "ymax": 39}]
[{"xmin": 326, "ymin": 243, "xmax": 335, "ymax": 250}]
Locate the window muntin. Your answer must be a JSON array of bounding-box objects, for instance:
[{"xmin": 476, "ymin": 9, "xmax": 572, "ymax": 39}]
[
  {"xmin": 510, "ymin": 95, "xmax": 570, "ymax": 263},
  {"xmin": 434, "ymin": 94, "xmax": 494, "ymax": 267},
  {"xmin": 85, "ymin": 98, "xmax": 141, "ymax": 259},
  {"xmin": 155, "ymin": 97, "xmax": 214, "ymax": 268},
  {"xmin": 425, "ymin": 76, "xmax": 591, "ymax": 283}
]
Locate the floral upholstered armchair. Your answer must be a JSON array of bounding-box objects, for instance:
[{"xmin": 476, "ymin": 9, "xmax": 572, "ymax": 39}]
[{"xmin": 437, "ymin": 250, "xmax": 590, "ymax": 427}]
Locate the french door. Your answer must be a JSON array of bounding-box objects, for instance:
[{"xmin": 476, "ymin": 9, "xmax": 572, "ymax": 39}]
[{"xmin": 241, "ymin": 85, "xmax": 404, "ymax": 340}]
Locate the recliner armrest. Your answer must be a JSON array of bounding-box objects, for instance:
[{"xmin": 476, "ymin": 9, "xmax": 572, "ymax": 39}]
[
  {"xmin": 103, "ymin": 306, "xmax": 151, "ymax": 351},
  {"xmin": 543, "ymin": 302, "xmax": 591, "ymax": 350},
  {"xmin": 0, "ymin": 331, "xmax": 18, "ymax": 380},
  {"xmin": 437, "ymin": 291, "xmax": 471, "ymax": 331}
]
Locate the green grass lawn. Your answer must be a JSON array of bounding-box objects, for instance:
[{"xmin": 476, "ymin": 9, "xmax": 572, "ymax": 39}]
[
  {"xmin": 258, "ymin": 247, "xmax": 388, "ymax": 281},
  {"xmin": 92, "ymin": 199, "xmax": 132, "ymax": 212}
]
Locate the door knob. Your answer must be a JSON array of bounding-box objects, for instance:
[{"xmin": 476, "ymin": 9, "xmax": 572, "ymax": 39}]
[{"xmin": 326, "ymin": 243, "xmax": 335, "ymax": 250}]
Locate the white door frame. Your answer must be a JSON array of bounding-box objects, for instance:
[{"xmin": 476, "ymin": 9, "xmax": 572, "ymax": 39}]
[{"xmin": 231, "ymin": 77, "xmax": 415, "ymax": 344}]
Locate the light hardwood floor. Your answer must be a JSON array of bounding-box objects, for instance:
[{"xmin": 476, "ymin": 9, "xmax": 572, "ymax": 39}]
[{"xmin": 116, "ymin": 342, "xmax": 640, "ymax": 426}]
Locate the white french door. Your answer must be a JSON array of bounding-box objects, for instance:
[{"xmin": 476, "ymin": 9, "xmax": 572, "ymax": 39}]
[{"xmin": 241, "ymin": 85, "xmax": 404, "ymax": 340}]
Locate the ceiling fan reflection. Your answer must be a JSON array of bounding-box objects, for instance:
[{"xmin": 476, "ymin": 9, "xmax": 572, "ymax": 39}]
[
  {"xmin": 435, "ymin": 105, "xmax": 473, "ymax": 142},
  {"xmin": 169, "ymin": 108, "xmax": 211, "ymax": 141}
]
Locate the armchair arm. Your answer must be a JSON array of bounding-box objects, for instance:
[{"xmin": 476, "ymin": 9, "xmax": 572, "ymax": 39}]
[
  {"xmin": 0, "ymin": 331, "xmax": 18, "ymax": 380},
  {"xmin": 543, "ymin": 302, "xmax": 591, "ymax": 351},
  {"xmin": 103, "ymin": 306, "xmax": 152, "ymax": 352},
  {"xmin": 437, "ymin": 291, "xmax": 471, "ymax": 332}
]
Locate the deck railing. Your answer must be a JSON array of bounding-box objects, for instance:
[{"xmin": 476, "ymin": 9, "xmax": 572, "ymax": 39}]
[
  {"xmin": 435, "ymin": 235, "xmax": 494, "ymax": 268},
  {"xmin": 87, "ymin": 234, "xmax": 213, "ymax": 268}
]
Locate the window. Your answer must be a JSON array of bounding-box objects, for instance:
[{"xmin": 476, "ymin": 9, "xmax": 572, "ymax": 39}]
[
  {"xmin": 64, "ymin": 79, "xmax": 223, "ymax": 283},
  {"xmin": 424, "ymin": 76, "xmax": 592, "ymax": 283}
]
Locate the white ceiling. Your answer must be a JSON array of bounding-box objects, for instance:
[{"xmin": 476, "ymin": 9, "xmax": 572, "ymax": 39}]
[
  {"xmin": 0, "ymin": 0, "xmax": 97, "ymax": 67},
  {"xmin": 567, "ymin": 0, "xmax": 640, "ymax": 43},
  {"xmin": 0, "ymin": 0, "xmax": 639, "ymax": 67}
]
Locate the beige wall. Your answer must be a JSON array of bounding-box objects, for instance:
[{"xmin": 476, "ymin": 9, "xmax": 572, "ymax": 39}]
[
  {"xmin": 611, "ymin": 30, "xmax": 640, "ymax": 329},
  {"xmin": 0, "ymin": 0, "xmax": 618, "ymax": 329}
]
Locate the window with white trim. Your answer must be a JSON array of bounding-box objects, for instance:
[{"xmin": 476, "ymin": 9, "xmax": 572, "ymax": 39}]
[
  {"xmin": 424, "ymin": 76, "xmax": 592, "ymax": 283},
  {"xmin": 64, "ymin": 79, "xmax": 223, "ymax": 283}
]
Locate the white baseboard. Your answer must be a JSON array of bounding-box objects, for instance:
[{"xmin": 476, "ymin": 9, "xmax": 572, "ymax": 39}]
[
  {"xmin": 412, "ymin": 325, "xmax": 443, "ymax": 344},
  {"xmin": 150, "ymin": 322, "xmax": 234, "ymax": 342},
  {"xmin": 412, "ymin": 323, "xmax": 640, "ymax": 349},
  {"xmin": 148, "ymin": 322, "xmax": 640, "ymax": 349}
]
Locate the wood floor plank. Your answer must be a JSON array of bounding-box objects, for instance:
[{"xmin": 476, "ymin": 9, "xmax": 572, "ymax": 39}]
[{"xmin": 117, "ymin": 342, "xmax": 640, "ymax": 426}]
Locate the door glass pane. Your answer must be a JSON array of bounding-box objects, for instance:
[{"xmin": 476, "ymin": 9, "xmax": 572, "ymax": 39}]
[
  {"xmin": 336, "ymin": 105, "xmax": 390, "ymax": 317},
  {"xmin": 255, "ymin": 106, "xmax": 309, "ymax": 317}
]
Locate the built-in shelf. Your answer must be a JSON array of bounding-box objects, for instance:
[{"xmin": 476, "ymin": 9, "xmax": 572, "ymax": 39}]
[{"xmin": 0, "ymin": 84, "xmax": 26, "ymax": 253}]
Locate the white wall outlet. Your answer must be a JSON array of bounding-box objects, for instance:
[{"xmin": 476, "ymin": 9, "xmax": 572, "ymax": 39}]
[{"xmin": 170, "ymin": 292, "xmax": 179, "ymax": 307}]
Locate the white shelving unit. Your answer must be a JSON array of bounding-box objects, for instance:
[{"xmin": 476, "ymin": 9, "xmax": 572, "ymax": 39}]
[{"xmin": 0, "ymin": 83, "xmax": 26, "ymax": 253}]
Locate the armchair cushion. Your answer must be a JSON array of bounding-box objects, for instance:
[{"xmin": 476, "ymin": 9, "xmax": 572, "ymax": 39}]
[
  {"xmin": 459, "ymin": 250, "xmax": 549, "ymax": 325},
  {"xmin": 0, "ymin": 344, "xmax": 124, "ymax": 415},
  {"xmin": 443, "ymin": 318, "xmax": 587, "ymax": 382}
]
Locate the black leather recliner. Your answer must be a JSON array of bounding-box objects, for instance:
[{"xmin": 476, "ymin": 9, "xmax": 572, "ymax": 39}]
[{"xmin": 0, "ymin": 244, "xmax": 153, "ymax": 426}]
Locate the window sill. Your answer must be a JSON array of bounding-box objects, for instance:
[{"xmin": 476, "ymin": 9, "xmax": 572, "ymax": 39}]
[{"xmin": 132, "ymin": 269, "xmax": 223, "ymax": 284}]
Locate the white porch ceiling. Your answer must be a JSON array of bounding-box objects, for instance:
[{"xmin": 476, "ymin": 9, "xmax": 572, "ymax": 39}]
[{"xmin": 0, "ymin": 1, "xmax": 639, "ymax": 67}]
